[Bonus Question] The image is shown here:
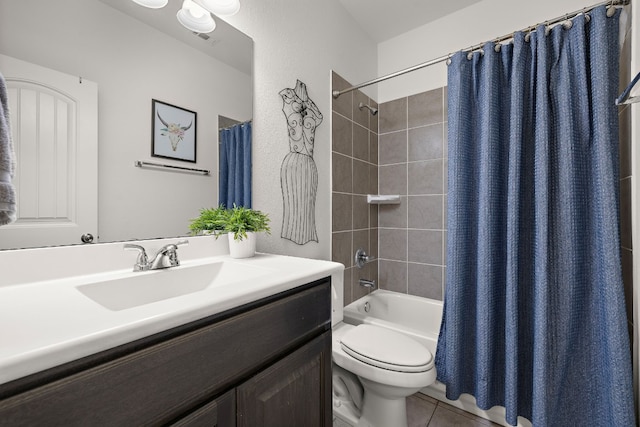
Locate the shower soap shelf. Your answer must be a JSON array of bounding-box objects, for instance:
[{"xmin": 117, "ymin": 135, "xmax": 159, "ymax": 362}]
[{"xmin": 367, "ymin": 195, "xmax": 400, "ymax": 205}]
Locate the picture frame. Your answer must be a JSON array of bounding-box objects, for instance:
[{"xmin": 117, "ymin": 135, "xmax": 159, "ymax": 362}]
[{"xmin": 151, "ymin": 99, "xmax": 197, "ymax": 163}]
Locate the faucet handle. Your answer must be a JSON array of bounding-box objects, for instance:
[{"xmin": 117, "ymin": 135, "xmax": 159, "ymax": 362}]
[
  {"xmin": 124, "ymin": 243, "xmax": 149, "ymax": 271},
  {"xmin": 153, "ymin": 239, "xmax": 189, "ymax": 269},
  {"xmin": 355, "ymin": 248, "xmax": 376, "ymax": 269},
  {"xmin": 169, "ymin": 239, "xmax": 189, "ymax": 263},
  {"xmin": 162, "ymin": 239, "xmax": 189, "ymax": 255}
]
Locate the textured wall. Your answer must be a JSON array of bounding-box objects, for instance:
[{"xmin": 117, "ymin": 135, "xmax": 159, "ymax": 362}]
[{"xmin": 222, "ymin": 0, "xmax": 378, "ymax": 260}]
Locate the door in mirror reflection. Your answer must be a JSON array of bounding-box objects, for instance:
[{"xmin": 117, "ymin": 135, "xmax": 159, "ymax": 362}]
[{"xmin": 0, "ymin": 54, "xmax": 98, "ymax": 249}]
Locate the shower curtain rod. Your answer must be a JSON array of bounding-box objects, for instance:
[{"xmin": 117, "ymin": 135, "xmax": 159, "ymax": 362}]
[
  {"xmin": 219, "ymin": 119, "xmax": 252, "ymax": 131},
  {"xmin": 332, "ymin": 0, "xmax": 630, "ymax": 99}
]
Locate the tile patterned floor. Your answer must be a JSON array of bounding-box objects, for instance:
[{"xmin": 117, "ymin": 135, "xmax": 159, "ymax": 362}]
[{"xmin": 334, "ymin": 393, "xmax": 500, "ymax": 427}]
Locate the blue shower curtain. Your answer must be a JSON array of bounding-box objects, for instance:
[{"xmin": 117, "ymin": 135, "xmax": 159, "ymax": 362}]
[
  {"xmin": 219, "ymin": 121, "xmax": 251, "ymax": 208},
  {"xmin": 435, "ymin": 6, "xmax": 635, "ymax": 426}
]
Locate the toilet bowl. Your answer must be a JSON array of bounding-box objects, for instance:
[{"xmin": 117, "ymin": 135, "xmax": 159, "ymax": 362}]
[{"xmin": 332, "ymin": 321, "xmax": 436, "ymax": 427}]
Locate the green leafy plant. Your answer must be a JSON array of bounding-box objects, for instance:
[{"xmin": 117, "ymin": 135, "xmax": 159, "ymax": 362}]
[
  {"xmin": 225, "ymin": 205, "xmax": 271, "ymax": 241},
  {"xmin": 189, "ymin": 205, "xmax": 228, "ymax": 236}
]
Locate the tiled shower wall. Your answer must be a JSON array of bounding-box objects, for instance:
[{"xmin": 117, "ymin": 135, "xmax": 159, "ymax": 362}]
[
  {"xmin": 377, "ymin": 88, "xmax": 448, "ymax": 300},
  {"xmin": 331, "ymin": 71, "xmax": 379, "ymax": 306},
  {"xmin": 331, "ymin": 73, "xmax": 447, "ymax": 303}
]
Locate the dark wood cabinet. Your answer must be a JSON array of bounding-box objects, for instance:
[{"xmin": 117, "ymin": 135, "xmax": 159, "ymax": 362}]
[
  {"xmin": 237, "ymin": 331, "xmax": 332, "ymax": 427},
  {"xmin": 0, "ymin": 278, "xmax": 332, "ymax": 427}
]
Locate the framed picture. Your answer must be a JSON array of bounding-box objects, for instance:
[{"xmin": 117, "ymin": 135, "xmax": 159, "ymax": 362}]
[{"xmin": 151, "ymin": 99, "xmax": 197, "ymax": 163}]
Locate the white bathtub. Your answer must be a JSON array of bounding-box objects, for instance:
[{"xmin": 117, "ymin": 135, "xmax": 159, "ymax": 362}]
[
  {"xmin": 343, "ymin": 289, "xmax": 442, "ymax": 356},
  {"xmin": 342, "ymin": 290, "xmax": 531, "ymax": 427}
]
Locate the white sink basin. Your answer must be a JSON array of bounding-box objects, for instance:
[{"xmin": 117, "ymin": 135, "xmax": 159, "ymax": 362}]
[
  {"xmin": 0, "ymin": 248, "xmax": 344, "ymax": 386},
  {"xmin": 77, "ymin": 261, "xmax": 273, "ymax": 311}
]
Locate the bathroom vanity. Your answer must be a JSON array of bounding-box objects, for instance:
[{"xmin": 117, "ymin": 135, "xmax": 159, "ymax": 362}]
[{"xmin": 0, "ymin": 238, "xmax": 343, "ymax": 426}]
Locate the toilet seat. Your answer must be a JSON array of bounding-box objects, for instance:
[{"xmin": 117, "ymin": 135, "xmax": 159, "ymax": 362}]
[{"xmin": 340, "ymin": 324, "xmax": 433, "ymax": 373}]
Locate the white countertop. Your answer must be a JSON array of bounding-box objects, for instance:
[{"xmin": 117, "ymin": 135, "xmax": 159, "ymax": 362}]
[{"xmin": 0, "ymin": 252, "xmax": 343, "ymax": 385}]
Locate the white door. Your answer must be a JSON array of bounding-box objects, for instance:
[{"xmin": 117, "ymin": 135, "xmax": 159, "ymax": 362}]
[{"xmin": 0, "ymin": 54, "xmax": 98, "ymax": 249}]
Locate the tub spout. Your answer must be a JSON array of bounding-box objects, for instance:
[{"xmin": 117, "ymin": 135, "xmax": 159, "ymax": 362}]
[{"xmin": 359, "ymin": 278, "xmax": 377, "ymax": 289}]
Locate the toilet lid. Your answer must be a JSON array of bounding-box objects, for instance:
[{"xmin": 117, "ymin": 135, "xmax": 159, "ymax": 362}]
[{"xmin": 340, "ymin": 324, "xmax": 433, "ymax": 373}]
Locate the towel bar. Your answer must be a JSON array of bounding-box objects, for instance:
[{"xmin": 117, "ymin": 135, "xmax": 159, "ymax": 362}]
[{"xmin": 134, "ymin": 160, "xmax": 210, "ymax": 175}]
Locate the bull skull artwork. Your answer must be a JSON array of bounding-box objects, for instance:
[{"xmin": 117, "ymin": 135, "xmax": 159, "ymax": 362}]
[{"xmin": 157, "ymin": 112, "xmax": 193, "ymax": 151}]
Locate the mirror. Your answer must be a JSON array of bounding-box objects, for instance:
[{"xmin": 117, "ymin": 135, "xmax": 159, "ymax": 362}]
[{"xmin": 0, "ymin": 0, "xmax": 253, "ymax": 250}]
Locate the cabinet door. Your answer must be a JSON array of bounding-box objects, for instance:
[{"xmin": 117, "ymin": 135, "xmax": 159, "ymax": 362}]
[
  {"xmin": 237, "ymin": 331, "xmax": 332, "ymax": 427},
  {"xmin": 171, "ymin": 389, "xmax": 235, "ymax": 427}
]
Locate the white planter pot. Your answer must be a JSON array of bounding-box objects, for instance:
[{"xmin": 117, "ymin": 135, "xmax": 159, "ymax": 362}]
[{"xmin": 228, "ymin": 232, "xmax": 256, "ymax": 258}]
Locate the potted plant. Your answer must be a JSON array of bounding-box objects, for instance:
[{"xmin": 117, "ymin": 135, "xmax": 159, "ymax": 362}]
[
  {"xmin": 224, "ymin": 205, "xmax": 271, "ymax": 258},
  {"xmin": 189, "ymin": 205, "xmax": 228, "ymax": 236}
]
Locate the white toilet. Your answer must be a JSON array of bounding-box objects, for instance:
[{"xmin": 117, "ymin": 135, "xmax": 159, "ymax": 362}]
[{"xmin": 331, "ymin": 281, "xmax": 436, "ymax": 427}]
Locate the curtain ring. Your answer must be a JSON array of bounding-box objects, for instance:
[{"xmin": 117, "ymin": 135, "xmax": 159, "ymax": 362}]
[
  {"xmin": 467, "ymin": 51, "xmax": 474, "ymax": 61},
  {"xmin": 446, "ymin": 54, "xmax": 452, "ymax": 66},
  {"xmin": 583, "ymin": 8, "xmax": 591, "ymax": 23},
  {"xmin": 524, "ymin": 24, "xmax": 538, "ymax": 42},
  {"xmin": 544, "ymin": 21, "xmax": 551, "ymax": 36},
  {"xmin": 606, "ymin": 5, "xmax": 616, "ymax": 17},
  {"xmin": 493, "ymin": 37, "xmax": 502, "ymax": 52}
]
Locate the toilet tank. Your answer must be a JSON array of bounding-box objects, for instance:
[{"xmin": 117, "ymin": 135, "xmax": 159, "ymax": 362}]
[{"xmin": 331, "ymin": 271, "xmax": 344, "ymax": 326}]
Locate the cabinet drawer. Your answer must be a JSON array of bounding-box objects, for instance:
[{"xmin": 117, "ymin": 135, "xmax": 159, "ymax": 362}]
[{"xmin": 0, "ymin": 280, "xmax": 330, "ymax": 426}]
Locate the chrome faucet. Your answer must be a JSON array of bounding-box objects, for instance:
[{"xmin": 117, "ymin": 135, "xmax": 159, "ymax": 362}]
[
  {"xmin": 149, "ymin": 240, "xmax": 189, "ymax": 270},
  {"xmin": 123, "ymin": 240, "xmax": 189, "ymax": 271},
  {"xmin": 359, "ymin": 278, "xmax": 377, "ymax": 289}
]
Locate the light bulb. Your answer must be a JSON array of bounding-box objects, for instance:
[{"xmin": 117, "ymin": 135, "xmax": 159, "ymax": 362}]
[
  {"xmin": 177, "ymin": 0, "xmax": 216, "ymax": 33},
  {"xmin": 130, "ymin": 0, "xmax": 168, "ymax": 9},
  {"xmin": 195, "ymin": 0, "xmax": 240, "ymax": 16}
]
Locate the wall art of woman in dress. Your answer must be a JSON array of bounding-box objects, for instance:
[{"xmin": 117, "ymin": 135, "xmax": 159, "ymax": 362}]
[{"xmin": 279, "ymin": 80, "xmax": 323, "ymax": 245}]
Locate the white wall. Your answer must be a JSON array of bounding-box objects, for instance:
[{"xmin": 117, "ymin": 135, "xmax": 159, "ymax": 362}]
[
  {"xmin": 0, "ymin": 0, "xmax": 252, "ymax": 243},
  {"xmin": 377, "ymin": 0, "xmax": 598, "ymax": 103},
  {"xmin": 221, "ymin": 0, "xmax": 378, "ymax": 260}
]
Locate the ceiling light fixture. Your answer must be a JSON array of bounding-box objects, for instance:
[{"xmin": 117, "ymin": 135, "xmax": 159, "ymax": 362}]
[
  {"xmin": 194, "ymin": 0, "xmax": 240, "ymax": 17},
  {"xmin": 130, "ymin": 0, "xmax": 238, "ymax": 34},
  {"xmin": 130, "ymin": 0, "xmax": 169, "ymax": 8},
  {"xmin": 176, "ymin": 0, "xmax": 216, "ymax": 33}
]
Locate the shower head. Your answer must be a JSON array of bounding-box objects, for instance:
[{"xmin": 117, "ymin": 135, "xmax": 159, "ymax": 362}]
[{"xmin": 358, "ymin": 102, "xmax": 378, "ymax": 116}]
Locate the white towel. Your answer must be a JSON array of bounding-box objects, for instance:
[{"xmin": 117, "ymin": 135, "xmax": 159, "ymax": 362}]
[{"xmin": 0, "ymin": 72, "xmax": 16, "ymax": 225}]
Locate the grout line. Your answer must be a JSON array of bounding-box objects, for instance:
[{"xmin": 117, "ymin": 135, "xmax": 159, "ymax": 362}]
[
  {"xmin": 332, "ymin": 149, "xmax": 378, "ymax": 167},
  {"xmin": 376, "ymin": 113, "xmax": 380, "ymax": 287},
  {"xmin": 405, "ymin": 96, "xmax": 410, "ymax": 295},
  {"xmin": 379, "ymin": 158, "xmax": 445, "ymax": 167},
  {"xmin": 378, "ymin": 120, "xmax": 447, "ymax": 136},
  {"xmin": 442, "ymin": 89, "xmax": 448, "ymax": 300}
]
